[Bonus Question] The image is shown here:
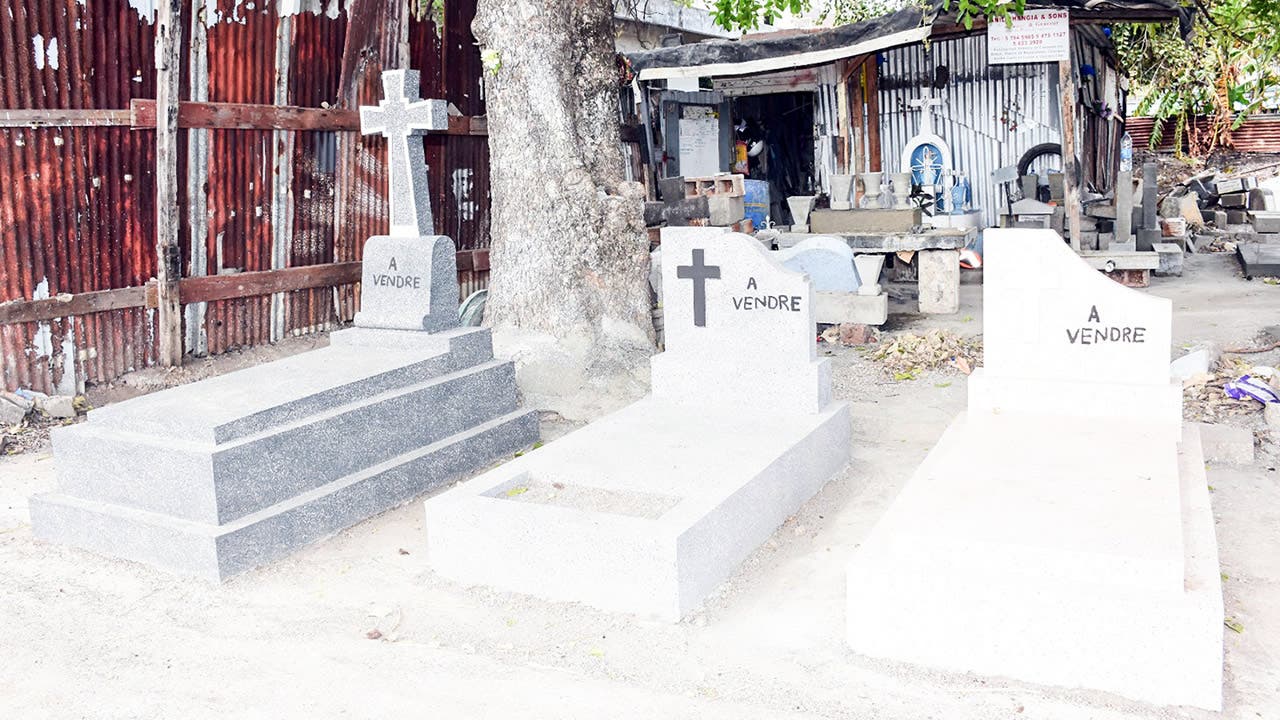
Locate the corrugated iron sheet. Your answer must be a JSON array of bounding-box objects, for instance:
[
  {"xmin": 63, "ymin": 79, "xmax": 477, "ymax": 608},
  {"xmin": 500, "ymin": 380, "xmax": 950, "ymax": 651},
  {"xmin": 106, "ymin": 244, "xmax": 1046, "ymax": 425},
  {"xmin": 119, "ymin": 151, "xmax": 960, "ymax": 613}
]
[
  {"xmin": 1127, "ymin": 114, "xmax": 1280, "ymax": 153},
  {"xmin": 0, "ymin": 0, "xmax": 158, "ymax": 395},
  {"xmin": 0, "ymin": 0, "xmax": 490, "ymax": 393}
]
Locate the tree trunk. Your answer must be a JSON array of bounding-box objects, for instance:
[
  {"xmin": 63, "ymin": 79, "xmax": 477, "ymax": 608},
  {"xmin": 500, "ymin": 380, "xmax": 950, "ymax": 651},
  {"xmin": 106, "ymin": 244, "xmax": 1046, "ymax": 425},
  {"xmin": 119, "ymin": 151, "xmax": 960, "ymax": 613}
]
[{"xmin": 474, "ymin": 0, "xmax": 654, "ymax": 419}]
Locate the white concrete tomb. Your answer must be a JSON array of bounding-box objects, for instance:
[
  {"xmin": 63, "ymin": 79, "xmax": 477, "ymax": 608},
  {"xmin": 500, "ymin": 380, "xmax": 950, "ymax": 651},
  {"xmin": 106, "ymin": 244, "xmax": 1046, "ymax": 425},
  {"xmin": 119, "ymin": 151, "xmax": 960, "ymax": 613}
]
[
  {"xmin": 845, "ymin": 229, "xmax": 1223, "ymax": 710},
  {"xmin": 426, "ymin": 228, "xmax": 852, "ymax": 620}
]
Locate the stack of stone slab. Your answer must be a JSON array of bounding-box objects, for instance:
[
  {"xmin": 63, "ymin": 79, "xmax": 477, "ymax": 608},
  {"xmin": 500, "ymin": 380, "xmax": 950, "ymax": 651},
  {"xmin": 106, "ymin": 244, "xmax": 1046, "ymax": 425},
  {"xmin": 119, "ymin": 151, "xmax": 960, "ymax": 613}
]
[
  {"xmin": 847, "ymin": 228, "xmax": 1222, "ymax": 710},
  {"xmin": 426, "ymin": 228, "xmax": 851, "ymax": 620},
  {"xmin": 30, "ymin": 70, "xmax": 539, "ymax": 581}
]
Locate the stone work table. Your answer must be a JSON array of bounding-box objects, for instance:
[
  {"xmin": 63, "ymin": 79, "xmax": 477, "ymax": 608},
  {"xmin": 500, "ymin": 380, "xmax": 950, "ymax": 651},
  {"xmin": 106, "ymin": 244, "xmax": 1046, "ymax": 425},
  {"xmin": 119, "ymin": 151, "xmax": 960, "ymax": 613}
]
[{"xmin": 776, "ymin": 227, "xmax": 976, "ymax": 314}]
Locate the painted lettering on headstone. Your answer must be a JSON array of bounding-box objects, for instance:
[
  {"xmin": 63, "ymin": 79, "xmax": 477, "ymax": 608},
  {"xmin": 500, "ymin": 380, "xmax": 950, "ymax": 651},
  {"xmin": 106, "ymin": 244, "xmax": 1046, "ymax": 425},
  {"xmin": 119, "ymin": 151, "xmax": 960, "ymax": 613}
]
[
  {"xmin": 732, "ymin": 277, "xmax": 802, "ymax": 312},
  {"xmin": 369, "ymin": 256, "xmax": 423, "ymax": 289},
  {"xmin": 1065, "ymin": 305, "xmax": 1147, "ymax": 345}
]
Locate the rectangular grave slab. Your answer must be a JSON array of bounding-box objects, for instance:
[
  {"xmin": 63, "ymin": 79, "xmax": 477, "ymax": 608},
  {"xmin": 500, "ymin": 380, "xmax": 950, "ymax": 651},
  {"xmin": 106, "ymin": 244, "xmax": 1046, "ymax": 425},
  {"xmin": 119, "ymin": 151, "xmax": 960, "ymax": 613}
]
[
  {"xmin": 845, "ymin": 228, "xmax": 1222, "ymax": 711},
  {"xmin": 32, "ymin": 326, "xmax": 539, "ymax": 579},
  {"xmin": 426, "ymin": 228, "xmax": 851, "ymax": 620}
]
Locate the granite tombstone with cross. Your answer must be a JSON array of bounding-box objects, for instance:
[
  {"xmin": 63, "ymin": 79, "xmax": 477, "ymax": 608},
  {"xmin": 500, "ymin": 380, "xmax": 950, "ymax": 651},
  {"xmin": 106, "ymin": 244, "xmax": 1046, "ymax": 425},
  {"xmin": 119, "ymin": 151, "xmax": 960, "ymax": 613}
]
[
  {"xmin": 846, "ymin": 229, "xmax": 1222, "ymax": 710},
  {"xmin": 355, "ymin": 68, "xmax": 458, "ymax": 333},
  {"xmin": 425, "ymin": 227, "xmax": 851, "ymax": 620},
  {"xmin": 30, "ymin": 69, "xmax": 538, "ymax": 581}
]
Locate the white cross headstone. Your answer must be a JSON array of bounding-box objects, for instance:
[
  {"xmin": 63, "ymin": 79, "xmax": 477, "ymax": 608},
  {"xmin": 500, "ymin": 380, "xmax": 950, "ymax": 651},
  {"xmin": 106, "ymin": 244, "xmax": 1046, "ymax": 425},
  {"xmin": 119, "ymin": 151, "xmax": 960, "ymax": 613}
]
[
  {"xmin": 354, "ymin": 69, "xmax": 458, "ymax": 334},
  {"xmin": 360, "ymin": 69, "xmax": 448, "ymax": 237}
]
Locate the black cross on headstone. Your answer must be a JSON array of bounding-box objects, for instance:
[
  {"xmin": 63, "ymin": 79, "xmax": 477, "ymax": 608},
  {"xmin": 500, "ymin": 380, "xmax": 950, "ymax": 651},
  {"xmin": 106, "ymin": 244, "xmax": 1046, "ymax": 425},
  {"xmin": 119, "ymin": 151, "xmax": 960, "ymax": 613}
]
[{"xmin": 677, "ymin": 248, "xmax": 720, "ymax": 327}]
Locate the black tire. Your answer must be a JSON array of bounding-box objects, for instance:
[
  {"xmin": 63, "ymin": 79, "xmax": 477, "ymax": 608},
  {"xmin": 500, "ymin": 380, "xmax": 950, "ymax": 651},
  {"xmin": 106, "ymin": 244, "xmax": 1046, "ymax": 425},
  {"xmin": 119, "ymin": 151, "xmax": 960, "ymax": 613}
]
[{"xmin": 1017, "ymin": 142, "xmax": 1063, "ymax": 178}]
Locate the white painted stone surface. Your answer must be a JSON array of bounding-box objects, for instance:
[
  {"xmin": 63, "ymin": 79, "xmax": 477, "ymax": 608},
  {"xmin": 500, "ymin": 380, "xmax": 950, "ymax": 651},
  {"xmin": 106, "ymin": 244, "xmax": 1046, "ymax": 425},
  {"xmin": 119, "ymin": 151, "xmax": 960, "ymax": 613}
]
[
  {"xmin": 427, "ymin": 228, "xmax": 851, "ymax": 620},
  {"xmin": 973, "ymin": 229, "xmax": 1180, "ymax": 436},
  {"xmin": 845, "ymin": 227, "xmax": 1223, "ymax": 710},
  {"xmin": 651, "ymin": 229, "xmax": 830, "ymax": 415}
]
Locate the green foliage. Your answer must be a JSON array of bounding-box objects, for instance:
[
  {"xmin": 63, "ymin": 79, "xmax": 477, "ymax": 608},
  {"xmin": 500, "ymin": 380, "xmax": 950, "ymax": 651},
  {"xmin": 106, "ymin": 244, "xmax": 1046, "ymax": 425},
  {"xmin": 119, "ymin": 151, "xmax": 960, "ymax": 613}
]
[
  {"xmin": 710, "ymin": 0, "xmax": 1024, "ymax": 37},
  {"xmin": 711, "ymin": 0, "xmax": 812, "ymax": 31},
  {"xmin": 1116, "ymin": 0, "xmax": 1280, "ymax": 155}
]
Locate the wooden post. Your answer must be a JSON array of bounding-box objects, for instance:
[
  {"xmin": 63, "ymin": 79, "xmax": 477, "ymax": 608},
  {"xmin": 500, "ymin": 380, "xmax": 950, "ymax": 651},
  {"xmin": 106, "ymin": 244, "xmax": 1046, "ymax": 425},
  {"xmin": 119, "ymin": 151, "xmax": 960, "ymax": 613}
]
[
  {"xmin": 155, "ymin": 0, "xmax": 183, "ymax": 366},
  {"xmin": 1058, "ymin": 57, "xmax": 1082, "ymax": 252},
  {"xmin": 865, "ymin": 56, "xmax": 881, "ymax": 172}
]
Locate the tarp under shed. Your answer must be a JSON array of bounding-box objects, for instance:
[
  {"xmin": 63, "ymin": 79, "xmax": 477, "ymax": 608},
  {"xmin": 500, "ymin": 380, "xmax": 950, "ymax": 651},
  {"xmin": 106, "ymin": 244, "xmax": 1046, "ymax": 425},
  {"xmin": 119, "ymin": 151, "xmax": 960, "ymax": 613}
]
[
  {"xmin": 625, "ymin": 0, "xmax": 1186, "ymax": 81},
  {"xmin": 627, "ymin": 3, "xmax": 939, "ymax": 80}
]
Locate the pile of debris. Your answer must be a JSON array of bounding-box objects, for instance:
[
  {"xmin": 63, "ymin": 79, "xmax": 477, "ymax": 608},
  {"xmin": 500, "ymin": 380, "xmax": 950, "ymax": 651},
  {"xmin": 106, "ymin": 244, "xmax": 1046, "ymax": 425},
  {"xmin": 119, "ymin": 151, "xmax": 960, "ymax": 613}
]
[
  {"xmin": 870, "ymin": 329, "xmax": 983, "ymax": 381},
  {"xmin": 1, "ymin": 390, "xmax": 85, "ymax": 455},
  {"xmin": 1161, "ymin": 173, "xmax": 1280, "ymax": 277}
]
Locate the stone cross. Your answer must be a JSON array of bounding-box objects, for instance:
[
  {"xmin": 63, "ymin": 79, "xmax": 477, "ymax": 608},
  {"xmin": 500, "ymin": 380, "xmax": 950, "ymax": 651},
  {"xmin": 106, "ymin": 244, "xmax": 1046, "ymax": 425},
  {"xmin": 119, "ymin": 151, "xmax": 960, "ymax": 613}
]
[
  {"xmin": 907, "ymin": 88, "xmax": 946, "ymax": 138},
  {"xmin": 360, "ymin": 69, "xmax": 448, "ymax": 237},
  {"xmin": 677, "ymin": 248, "xmax": 721, "ymax": 327}
]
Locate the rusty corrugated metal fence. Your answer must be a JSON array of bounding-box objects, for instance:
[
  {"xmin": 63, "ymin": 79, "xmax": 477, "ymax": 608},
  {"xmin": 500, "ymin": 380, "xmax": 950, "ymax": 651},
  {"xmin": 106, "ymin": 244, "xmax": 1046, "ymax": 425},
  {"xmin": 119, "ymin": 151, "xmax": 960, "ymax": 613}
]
[{"xmin": 0, "ymin": 0, "xmax": 490, "ymax": 394}]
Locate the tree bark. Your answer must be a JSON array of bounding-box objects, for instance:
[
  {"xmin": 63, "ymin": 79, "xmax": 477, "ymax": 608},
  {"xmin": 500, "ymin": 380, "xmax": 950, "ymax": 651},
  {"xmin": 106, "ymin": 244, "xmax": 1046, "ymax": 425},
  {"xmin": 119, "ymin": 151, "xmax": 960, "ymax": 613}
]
[{"xmin": 475, "ymin": 0, "xmax": 654, "ymax": 418}]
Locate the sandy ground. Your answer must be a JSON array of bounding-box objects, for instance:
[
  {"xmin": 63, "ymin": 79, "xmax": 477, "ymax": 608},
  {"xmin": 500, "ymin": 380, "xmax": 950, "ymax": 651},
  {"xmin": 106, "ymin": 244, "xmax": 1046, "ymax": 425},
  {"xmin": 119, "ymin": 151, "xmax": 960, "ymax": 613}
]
[{"xmin": 1, "ymin": 253, "xmax": 1277, "ymax": 719}]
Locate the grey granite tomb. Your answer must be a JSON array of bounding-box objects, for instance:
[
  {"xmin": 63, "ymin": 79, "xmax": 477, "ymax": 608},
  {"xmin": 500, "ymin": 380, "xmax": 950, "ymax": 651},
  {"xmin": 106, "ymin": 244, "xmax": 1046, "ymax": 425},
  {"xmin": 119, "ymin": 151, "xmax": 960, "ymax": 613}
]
[{"xmin": 30, "ymin": 69, "xmax": 538, "ymax": 581}]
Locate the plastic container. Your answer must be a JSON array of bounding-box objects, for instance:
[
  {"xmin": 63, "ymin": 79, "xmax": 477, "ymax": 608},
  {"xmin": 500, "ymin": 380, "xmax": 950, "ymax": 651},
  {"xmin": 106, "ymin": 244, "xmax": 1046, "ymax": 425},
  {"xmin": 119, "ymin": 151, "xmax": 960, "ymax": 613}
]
[{"xmin": 743, "ymin": 179, "xmax": 770, "ymax": 229}]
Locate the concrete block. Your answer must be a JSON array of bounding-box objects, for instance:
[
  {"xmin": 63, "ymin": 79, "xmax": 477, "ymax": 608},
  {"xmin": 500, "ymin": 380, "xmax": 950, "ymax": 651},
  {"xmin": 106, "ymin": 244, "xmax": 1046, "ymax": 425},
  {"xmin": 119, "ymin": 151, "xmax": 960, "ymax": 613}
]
[
  {"xmin": 662, "ymin": 196, "xmax": 710, "ymax": 226},
  {"xmin": 1220, "ymin": 191, "xmax": 1247, "ymax": 208},
  {"xmin": 1238, "ymin": 242, "xmax": 1280, "ymax": 277},
  {"xmin": 814, "ymin": 291, "xmax": 888, "ymax": 325},
  {"xmin": 643, "ymin": 201, "xmax": 665, "ymax": 227},
  {"xmin": 810, "ymin": 208, "xmax": 920, "ymax": 234},
  {"xmin": 1250, "ymin": 210, "xmax": 1280, "ymax": 233},
  {"xmin": 1048, "ymin": 173, "xmax": 1065, "ymax": 203},
  {"xmin": 1228, "ymin": 209, "xmax": 1250, "ymax": 225},
  {"xmin": 1265, "ymin": 402, "xmax": 1280, "ymax": 432},
  {"xmin": 1180, "ymin": 194, "xmax": 1204, "ymax": 225},
  {"xmin": 1153, "ymin": 242, "xmax": 1184, "ymax": 277},
  {"xmin": 1212, "ymin": 210, "xmax": 1229, "ymax": 227},
  {"xmin": 657, "ymin": 176, "xmax": 685, "ymax": 203},
  {"xmin": 1196, "ymin": 422, "xmax": 1254, "ymax": 464},
  {"xmin": 1137, "ymin": 228, "xmax": 1163, "ymax": 251},
  {"xmin": 37, "ymin": 395, "xmax": 77, "ymax": 419},
  {"xmin": 706, "ymin": 195, "xmax": 745, "ymax": 226},
  {"xmin": 917, "ymin": 249, "xmax": 960, "ymax": 314},
  {"xmin": 0, "ymin": 396, "xmax": 28, "ymax": 425},
  {"xmin": 1215, "ymin": 177, "xmax": 1246, "ymax": 195}
]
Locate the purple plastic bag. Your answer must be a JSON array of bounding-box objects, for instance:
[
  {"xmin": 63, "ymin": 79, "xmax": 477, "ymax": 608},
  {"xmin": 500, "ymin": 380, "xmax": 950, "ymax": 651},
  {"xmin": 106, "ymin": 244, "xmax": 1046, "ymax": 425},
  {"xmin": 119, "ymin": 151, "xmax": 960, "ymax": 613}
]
[{"xmin": 1224, "ymin": 375, "xmax": 1280, "ymax": 404}]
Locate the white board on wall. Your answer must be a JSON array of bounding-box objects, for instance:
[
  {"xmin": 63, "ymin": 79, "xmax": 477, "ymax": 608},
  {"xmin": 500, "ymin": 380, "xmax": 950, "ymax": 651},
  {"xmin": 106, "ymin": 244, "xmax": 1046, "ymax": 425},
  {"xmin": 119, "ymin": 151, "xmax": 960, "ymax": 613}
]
[
  {"xmin": 678, "ymin": 117, "xmax": 721, "ymax": 177},
  {"xmin": 987, "ymin": 9, "xmax": 1070, "ymax": 65}
]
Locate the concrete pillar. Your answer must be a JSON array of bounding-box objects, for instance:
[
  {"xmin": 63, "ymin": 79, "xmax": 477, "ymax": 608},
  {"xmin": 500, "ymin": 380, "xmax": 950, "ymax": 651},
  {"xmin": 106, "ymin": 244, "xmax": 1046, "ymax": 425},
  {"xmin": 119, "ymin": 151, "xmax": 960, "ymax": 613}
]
[{"xmin": 918, "ymin": 249, "xmax": 960, "ymax": 314}]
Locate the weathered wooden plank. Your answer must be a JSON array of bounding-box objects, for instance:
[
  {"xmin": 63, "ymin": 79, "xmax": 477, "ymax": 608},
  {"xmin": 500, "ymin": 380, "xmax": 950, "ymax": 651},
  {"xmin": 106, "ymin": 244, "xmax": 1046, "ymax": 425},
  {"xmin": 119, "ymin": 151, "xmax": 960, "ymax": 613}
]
[
  {"xmin": 131, "ymin": 99, "xmax": 488, "ymax": 135},
  {"xmin": 155, "ymin": 0, "xmax": 183, "ymax": 366},
  {"xmin": 147, "ymin": 263, "xmax": 363, "ymax": 306},
  {"xmin": 131, "ymin": 99, "xmax": 360, "ymax": 131},
  {"xmin": 0, "ymin": 109, "xmax": 133, "ymax": 127},
  {"xmin": 0, "ymin": 287, "xmax": 149, "ymax": 325},
  {"xmin": 1059, "ymin": 58, "xmax": 1083, "ymax": 252}
]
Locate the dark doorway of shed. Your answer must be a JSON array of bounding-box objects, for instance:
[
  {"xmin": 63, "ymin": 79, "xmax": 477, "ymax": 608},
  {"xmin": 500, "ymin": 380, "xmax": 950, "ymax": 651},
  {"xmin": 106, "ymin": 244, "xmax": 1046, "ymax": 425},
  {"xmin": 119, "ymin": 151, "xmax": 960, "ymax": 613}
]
[{"xmin": 731, "ymin": 92, "xmax": 815, "ymax": 225}]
